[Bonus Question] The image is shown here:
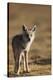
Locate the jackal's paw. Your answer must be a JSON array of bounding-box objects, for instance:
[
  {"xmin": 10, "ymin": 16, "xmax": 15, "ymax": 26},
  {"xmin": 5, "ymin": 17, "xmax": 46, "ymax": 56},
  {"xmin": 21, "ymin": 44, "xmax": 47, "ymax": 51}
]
[
  {"xmin": 26, "ymin": 68, "xmax": 31, "ymax": 73},
  {"xmin": 23, "ymin": 70, "xmax": 29, "ymax": 73},
  {"xmin": 23, "ymin": 69, "xmax": 26, "ymax": 72},
  {"xmin": 17, "ymin": 71, "xmax": 20, "ymax": 75}
]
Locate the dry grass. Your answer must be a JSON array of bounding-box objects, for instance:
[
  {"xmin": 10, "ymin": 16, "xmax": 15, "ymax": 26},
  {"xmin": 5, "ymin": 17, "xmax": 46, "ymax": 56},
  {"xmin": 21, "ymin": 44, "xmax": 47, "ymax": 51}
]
[
  {"xmin": 8, "ymin": 3, "xmax": 51, "ymax": 77},
  {"xmin": 9, "ymin": 64, "xmax": 51, "ymax": 77}
]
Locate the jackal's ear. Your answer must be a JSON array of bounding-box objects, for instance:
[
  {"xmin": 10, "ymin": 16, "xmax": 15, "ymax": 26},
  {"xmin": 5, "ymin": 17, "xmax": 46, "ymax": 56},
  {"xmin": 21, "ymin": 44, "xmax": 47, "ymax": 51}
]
[
  {"xmin": 32, "ymin": 25, "xmax": 36, "ymax": 32},
  {"xmin": 22, "ymin": 24, "xmax": 28, "ymax": 31}
]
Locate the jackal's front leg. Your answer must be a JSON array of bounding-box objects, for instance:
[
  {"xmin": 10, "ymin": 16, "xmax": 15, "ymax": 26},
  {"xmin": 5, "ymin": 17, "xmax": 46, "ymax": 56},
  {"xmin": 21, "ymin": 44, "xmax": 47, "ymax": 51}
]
[
  {"xmin": 26, "ymin": 52, "xmax": 30, "ymax": 72},
  {"xmin": 24, "ymin": 51, "xmax": 30, "ymax": 72},
  {"xmin": 23, "ymin": 53, "xmax": 26, "ymax": 72}
]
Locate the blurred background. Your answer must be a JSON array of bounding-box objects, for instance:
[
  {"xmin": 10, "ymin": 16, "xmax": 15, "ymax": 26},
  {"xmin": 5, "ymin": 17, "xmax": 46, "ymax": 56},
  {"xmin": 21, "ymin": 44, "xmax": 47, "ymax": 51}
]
[{"xmin": 8, "ymin": 3, "xmax": 51, "ymax": 77}]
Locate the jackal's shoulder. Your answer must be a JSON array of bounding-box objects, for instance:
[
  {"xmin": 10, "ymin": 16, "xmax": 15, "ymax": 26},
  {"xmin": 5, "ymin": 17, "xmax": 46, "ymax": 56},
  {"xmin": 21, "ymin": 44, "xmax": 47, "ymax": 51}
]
[{"xmin": 12, "ymin": 34, "xmax": 27, "ymax": 49}]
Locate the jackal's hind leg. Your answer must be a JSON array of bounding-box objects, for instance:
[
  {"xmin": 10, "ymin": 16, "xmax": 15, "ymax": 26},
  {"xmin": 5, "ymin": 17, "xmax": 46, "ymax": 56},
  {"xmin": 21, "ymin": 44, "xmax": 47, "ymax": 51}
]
[
  {"xmin": 14, "ymin": 53, "xmax": 20, "ymax": 75},
  {"xmin": 14, "ymin": 60, "xmax": 19, "ymax": 74}
]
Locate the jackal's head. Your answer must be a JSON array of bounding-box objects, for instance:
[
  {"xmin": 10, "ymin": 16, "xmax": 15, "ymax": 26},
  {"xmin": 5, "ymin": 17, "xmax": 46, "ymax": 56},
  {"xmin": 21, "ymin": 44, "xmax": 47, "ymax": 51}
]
[{"xmin": 22, "ymin": 24, "xmax": 37, "ymax": 42}]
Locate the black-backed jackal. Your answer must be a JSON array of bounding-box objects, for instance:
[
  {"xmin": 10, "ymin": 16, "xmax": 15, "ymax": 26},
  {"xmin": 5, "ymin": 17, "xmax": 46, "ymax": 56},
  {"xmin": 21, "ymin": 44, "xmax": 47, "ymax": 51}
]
[{"xmin": 12, "ymin": 24, "xmax": 36, "ymax": 75}]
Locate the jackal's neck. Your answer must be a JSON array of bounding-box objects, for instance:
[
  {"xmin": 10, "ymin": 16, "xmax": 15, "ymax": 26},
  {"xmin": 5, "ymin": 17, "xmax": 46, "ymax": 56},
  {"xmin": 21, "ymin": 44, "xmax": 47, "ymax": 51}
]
[{"xmin": 25, "ymin": 35, "xmax": 35, "ymax": 52}]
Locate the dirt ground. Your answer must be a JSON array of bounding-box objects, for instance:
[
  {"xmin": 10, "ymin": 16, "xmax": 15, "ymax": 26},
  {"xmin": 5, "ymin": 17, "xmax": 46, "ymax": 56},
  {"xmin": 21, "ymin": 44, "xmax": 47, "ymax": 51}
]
[{"xmin": 8, "ymin": 3, "xmax": 51, "ymax": 77}]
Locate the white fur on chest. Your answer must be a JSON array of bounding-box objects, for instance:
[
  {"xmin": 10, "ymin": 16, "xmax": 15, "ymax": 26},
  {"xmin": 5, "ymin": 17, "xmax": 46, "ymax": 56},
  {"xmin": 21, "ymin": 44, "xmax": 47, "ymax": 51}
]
[{"xmin": 25, "ymin": 35, "xmax": 35, "ymax": 52}]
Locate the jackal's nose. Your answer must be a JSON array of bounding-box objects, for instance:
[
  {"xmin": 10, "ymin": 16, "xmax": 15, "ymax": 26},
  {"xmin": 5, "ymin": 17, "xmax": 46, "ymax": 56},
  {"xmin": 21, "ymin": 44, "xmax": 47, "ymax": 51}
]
[{"xmin": 28, "ymin": 38, "xmax": 30, "ymax": 41}]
